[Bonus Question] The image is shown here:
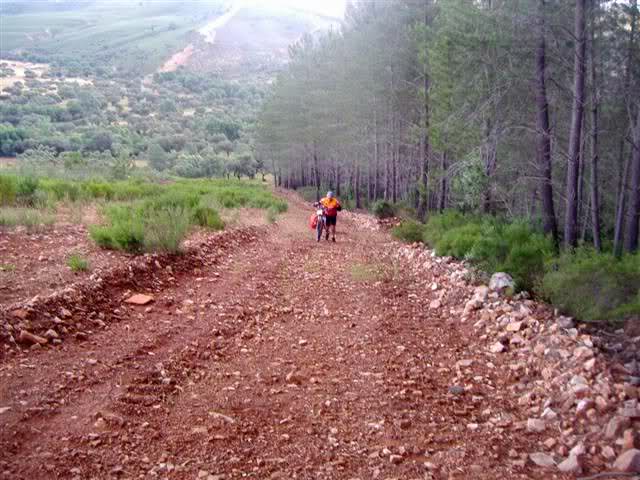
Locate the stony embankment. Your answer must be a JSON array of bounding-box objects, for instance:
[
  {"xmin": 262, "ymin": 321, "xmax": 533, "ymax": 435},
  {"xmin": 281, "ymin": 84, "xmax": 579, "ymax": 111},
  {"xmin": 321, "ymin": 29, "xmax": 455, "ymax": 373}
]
[{"xmin": 393, "ymin": 241, "xmax": 640, "ymax": 476}]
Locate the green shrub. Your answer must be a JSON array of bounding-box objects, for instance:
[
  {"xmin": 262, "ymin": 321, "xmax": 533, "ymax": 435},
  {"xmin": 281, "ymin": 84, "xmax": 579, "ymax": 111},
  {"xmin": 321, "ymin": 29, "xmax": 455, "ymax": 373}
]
[
  {"xmin": 423, "ymin": 210, "xmax": 473, "ymax": 247},
  {"xmin": 90, "ymin": 205, "xmax": 145, "ymax": 252},
  {"xmin": 470, "ymin": 221, "xmax": 554, "ymax": 292},
  {"xmin": 16, "ymin": 176, "xmax": 39, "ymax": 206},
  {"xmin": 143, "ymin": 206, "xmax": 192, "ymax": 253},
  {"xmin": 542, "ymin": 249, "xmax": 640, "ymax": 322},
  {"xmin": 436, "ymin": 223, "xmax": 484, "ymax": 258},
  {"xmin": 372, "ymin": 200, "xmax": 396, "ymax": 219},
  {"xmin": 193, "ymin": 206, "xmax": 224, "ymax": 230},
  {"xmin": 265, "ymin": 205, "xmax": 279, "ymax": 224},
  {"xmin": 0, "ymin": 175, "xmax": 17, "ymax": 205},
  {"xmin": 392, "ymin": 220, "xmax": 424, "ymax": 243},
  {"xmin": 67, "ymin": 254, "xmax": 89, "ymax": 272}
]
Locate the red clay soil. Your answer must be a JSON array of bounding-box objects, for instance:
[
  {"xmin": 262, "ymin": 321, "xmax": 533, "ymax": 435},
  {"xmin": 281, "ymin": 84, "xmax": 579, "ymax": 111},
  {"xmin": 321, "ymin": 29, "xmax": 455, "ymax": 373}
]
[
  {"xmin": 0, "ymin": 196, "xmax": 573, "ymax": 480},
  {"xmin": 0, "ymin": 224, "xmax": 130, "ymax": 308}
]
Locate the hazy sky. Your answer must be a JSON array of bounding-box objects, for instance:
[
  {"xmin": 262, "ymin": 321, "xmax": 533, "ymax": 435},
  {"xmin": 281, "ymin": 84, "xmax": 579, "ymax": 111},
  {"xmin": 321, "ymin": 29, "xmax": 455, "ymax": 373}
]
[{"xmin": 260, "ymin": 0, "xmax": 345, "ymax": 18}]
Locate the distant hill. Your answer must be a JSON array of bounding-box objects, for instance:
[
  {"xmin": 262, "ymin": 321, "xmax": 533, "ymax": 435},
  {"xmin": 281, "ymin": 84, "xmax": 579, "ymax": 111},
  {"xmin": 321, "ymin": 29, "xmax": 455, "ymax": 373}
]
[{"xmin": 0, "ymin": 0, "xmax": 340, "ymax": 78}]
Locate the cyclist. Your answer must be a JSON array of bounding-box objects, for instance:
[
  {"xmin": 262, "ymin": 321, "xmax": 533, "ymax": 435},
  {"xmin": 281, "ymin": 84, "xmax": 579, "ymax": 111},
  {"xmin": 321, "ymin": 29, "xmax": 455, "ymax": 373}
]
[{"xmin": 319, "ymin": 191, "xmax": 342, "ymax": 242}]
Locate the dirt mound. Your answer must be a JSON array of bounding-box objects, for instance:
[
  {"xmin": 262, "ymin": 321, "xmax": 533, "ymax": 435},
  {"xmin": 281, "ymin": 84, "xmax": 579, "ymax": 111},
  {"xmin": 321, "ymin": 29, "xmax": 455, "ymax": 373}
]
[{"xmin": 0, "ymin": 226, "xmax": 263, "ymax": 359}]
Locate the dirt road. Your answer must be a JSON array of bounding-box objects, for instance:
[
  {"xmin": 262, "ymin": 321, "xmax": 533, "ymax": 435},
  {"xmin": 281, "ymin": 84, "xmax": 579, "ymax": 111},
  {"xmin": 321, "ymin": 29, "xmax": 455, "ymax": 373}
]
[{"xmin": 0, "ymin": 195, "xmax": 570, "ymax": 479}]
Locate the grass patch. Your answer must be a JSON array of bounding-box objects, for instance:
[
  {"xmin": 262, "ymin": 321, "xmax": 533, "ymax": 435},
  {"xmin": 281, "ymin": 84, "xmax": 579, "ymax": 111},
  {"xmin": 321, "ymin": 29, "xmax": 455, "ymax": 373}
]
[
  {"xmin": 67, "ymin": 254, "xmax": 89, "ymax": 272},
  {"xmin": 0, "ymin": 263, "xmax": 16, "ymax": 272},
  {"xmin": 0, "ymin": 207, "xmax": 55, "ymax": 231},
  {"xmin": 350, "ymin": 262, "xmax": 386, "ymax": 282},
  {"xmin": 1, "ymin": 174, "xmax": 287, "ymax": 253}
]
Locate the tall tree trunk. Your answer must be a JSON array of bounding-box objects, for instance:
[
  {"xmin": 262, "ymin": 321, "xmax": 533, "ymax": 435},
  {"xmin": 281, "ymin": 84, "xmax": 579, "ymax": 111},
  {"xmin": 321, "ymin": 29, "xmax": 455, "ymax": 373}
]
[
  {"xmin": 392, "ymin": 118, "xmax": 398, "ymax": 203},
  {"xmin": 564, "ymin": 0, "xmax": 587, "ymax": 249},
  {"xmin": 588, "ymin": 0, "xmax": 602, "ymax": 250},
  {"xmin": 313, "ymin": 143, "xmax": 320, "ymax": 201},
  {"xmin": 625, "ymin": 109, "xmax": 640, "ymax": 252},
  {"xmin": 482, "ymin": 117, "xmax": 497, "ymax": 214},
  {"xmin": 417, "ymin": 0, "xmax": 431, "ymax": 221},
  {"xmin": 384, "ymin": 141, "xmax": 390, "ymax": 201},
  {"xmin": 535, "ymin": 0, "xmax": 559, "ymax": 245},
  {"xmin": 614, "ymin": 156, "xmax": 630, "ymax": 256},
  {"xmin": 335, "ymin": 156, "xmax": 341, "ymax": 197},
  {"xmin": 355, "ymin": 162, "xmax": 362, "ymax": 209},
  {"xmin": 439, "ymin": 151, "xmax": 448, "ymax": 212},
  {"xmin": 614, "ymin": 0, "xmax": 637, "ymax": 248},
  {"xmin": 373, "ymin": 104, "xmax": 380, "ymax": 201}
]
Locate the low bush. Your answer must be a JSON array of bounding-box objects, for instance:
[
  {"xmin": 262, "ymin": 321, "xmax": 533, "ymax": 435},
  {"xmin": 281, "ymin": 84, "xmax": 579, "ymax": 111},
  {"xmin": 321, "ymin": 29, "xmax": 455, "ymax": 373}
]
[
  {"xmin": 372, "ymin": 200, "xmax": 396, "ymax": 219},
  {"xmin": 392, "ymin": 220, "xmax": 424, "ymax": 243},
  {"xmin": 90, "ymin": 205, "xmax": 145, "ymax": 252},
  {"xmin": 470, "ymin": 221, "xmax": 554, "ymax": 292},
  {"xmin": 0, "ymin": 175, "xmax": 17, "ymax": 205},
  {"xmin": 423, "ymin": 210, "xmax": 473, "ymax": 247},
  {"xmin": 16, "ymin": 176, "xmax": 39, "ymax": 206},
  {"xmin": 541, "ymin": 249, "xmax": 640, "ymax": 323},
  {"xmin": 265, "ymin": 205, "xmax": 279, "ymax": 224},
  {"xmin": 143, "ymin": 206, "xmax": 192, "ymax": 253},
  {"xmin": 67, "ymin": 254, "xmax": 90, "ymax": 272},
  {"xmin": 436, "ymin": 223, "xmax": 484, "ymax": 258},
  {"xmin": 193, "ymin": 206, "xmax": 224, "ymax": 230}
]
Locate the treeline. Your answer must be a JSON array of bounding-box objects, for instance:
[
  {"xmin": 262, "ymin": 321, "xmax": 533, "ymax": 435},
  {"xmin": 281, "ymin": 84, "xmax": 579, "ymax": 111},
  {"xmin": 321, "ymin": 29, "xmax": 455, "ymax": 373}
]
[{"xmin": 256, "ymin": 0, "xmax": 640, "ymax": 253}]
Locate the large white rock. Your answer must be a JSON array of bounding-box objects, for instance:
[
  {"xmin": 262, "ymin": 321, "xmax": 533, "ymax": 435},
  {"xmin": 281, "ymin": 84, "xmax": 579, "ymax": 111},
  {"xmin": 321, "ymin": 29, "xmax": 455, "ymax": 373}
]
[
  {"xmin": 529, "ymin": 452, "xmax": 555, "ymax": 468},
  {"xmin": 614, "ymin": 449, "xmax": 640, "ymax": 472},
  {"xmin": 489, "ymin": 272, "xmax": 515, "ymax": 291}
]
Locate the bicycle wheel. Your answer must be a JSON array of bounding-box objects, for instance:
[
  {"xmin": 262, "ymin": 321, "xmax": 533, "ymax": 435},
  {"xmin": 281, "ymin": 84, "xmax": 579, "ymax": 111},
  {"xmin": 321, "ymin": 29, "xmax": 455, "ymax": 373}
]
[{"xmin": 316, "ymin": 217, "xmax": 323, "ymax": 242}]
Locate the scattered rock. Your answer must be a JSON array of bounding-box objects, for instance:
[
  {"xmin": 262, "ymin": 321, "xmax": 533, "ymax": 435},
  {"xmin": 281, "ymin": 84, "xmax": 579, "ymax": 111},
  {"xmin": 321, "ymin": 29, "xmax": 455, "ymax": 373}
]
[
  {"xmin": 541, "ymin": 408, "xmax": 557, "ymax": 421},
  {"xmin": 606, "ymin": 416, "xmax": 630, "ymax": 439},
  {"xmin": 557, "ymin": 455, "xmax": 582, "ymax": 473},
  {"xmin": 614, "ymin": 449, "xmax": 640, "ymax": 473},
  {"xmin": 527, "ymin": 418, "xmax": 546, "ymax": 433},
  {"xmin": 529, "ymin": 452, "xmax": 555, "ymax": 468},
  {"xmin": 623, "ymin": 429, "xmax": 637, "ymax": 451},
  {"xmin": 490, "ymin": 342, "xmax": 505, "ymax": 353},
  {"xmin": 10, "ymin": 309, "xmax": 28, "ymax": 320},
  {"xmin": 18, "ymin": 330, "xmax": 48, "ymax": 346},
  {"xmin": 557, "ymin": 316, "xmax": 575, "ymax": 329},
  {"xmin": 44, "ymin": 329, "xmax": 59, "ymax": 340},
  {"xmin": 125, "ymin": 294, "xmax": 154, "ymax": 306},
  {"xmin": 489, "ymin": 272, "xmax": 515, "ymax": 292},
  {"xmin": 448, "ymin": 385, "xmax": 465, "ymax": 396},
  {"xmin": 506, "ymin": 321, "xmax": 523, "ymax": 332}
]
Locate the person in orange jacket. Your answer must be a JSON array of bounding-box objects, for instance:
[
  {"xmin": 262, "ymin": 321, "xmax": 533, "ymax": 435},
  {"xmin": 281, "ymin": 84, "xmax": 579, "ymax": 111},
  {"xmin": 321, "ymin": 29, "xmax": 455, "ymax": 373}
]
[{"xmin": 319, "ymin": 191, "xmax": 342, "ymax": 242}]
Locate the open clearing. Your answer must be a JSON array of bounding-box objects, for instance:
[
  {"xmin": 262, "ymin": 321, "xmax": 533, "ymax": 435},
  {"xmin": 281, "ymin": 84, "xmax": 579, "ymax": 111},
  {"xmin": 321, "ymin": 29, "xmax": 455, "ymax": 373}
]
[{"xmin": 0, "ymin": 60, "xmax": 93, "ymax": 92}]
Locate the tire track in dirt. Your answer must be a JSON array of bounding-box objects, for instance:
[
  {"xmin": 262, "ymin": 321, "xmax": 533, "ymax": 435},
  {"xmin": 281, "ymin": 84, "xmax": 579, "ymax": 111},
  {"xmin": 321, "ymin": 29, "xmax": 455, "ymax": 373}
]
[{"xmin": 0, "ymin": 195, "xmax": 572, "ymax": 479}]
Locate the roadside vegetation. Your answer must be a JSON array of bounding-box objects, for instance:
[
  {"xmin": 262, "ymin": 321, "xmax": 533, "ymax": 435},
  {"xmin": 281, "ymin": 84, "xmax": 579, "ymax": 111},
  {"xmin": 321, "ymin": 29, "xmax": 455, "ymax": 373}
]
[
  {"xmin": 0, "ymin": 172, "xmax": 287, "ymax": 253},
  {"xmin": 391, "ymin": 212, "xmax": 639, "ymax": 324}
]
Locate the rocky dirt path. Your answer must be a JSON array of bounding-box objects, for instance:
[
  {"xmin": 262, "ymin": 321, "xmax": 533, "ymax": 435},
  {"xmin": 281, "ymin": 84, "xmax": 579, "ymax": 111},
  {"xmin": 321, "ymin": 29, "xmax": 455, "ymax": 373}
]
[{"xmin": 0, "ymin": 195, "xmax": 586, "ymax": 479}]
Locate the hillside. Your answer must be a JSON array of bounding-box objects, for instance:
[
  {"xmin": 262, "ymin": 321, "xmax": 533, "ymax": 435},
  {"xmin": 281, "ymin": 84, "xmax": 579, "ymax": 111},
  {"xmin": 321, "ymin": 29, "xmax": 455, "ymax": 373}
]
[
  {"xmin": 0, "ymin": 1, "xmax": 340, "ymax": 177},
  {"xmin": 0, "ymin": 0, "xmax": 339, "ymax": 77}
]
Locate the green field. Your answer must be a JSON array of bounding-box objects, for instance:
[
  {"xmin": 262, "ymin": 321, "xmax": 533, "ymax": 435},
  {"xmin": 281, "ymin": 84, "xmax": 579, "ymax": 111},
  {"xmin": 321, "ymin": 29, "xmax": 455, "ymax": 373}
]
[{"xmin": 0, "ymin": 1, "xmax": 228, "ymax": 74}]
